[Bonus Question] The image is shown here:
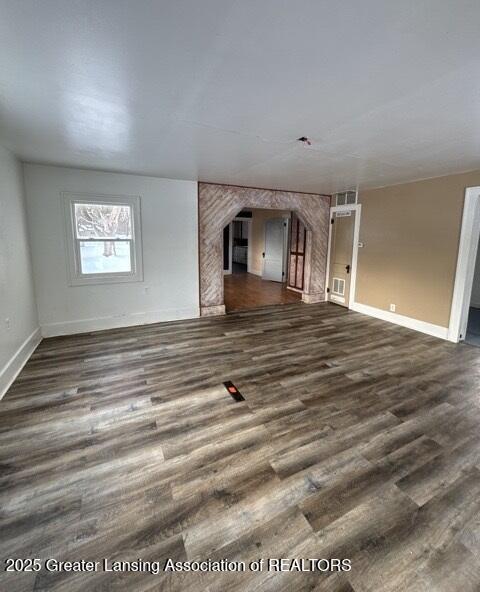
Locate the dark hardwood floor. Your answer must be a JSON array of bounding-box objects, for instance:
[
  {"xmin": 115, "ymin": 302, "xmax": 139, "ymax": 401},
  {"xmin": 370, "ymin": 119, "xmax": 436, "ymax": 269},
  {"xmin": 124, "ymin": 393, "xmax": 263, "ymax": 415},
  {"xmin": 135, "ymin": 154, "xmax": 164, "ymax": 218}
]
[
  {"xmin": 224, "ymin": 272, "xmax": 301, "ymax": 312},
  {"xmin": 1, "ymin": 302, "xmax": 480, "ymax": 591}
]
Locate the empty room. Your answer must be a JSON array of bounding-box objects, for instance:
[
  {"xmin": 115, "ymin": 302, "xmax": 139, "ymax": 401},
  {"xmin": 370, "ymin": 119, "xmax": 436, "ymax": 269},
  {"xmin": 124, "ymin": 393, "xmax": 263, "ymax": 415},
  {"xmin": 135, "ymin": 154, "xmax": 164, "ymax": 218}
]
[{"xmin": 2, "ymin": 1, "xmax": 480, "ymax": 591}]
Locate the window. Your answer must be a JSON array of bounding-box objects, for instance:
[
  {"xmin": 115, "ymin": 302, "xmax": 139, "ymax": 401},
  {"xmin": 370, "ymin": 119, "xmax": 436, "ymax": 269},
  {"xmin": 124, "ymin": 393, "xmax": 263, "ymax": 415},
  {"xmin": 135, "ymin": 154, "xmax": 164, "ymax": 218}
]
[{"xmin": 63, "ymin": 193, "xmax": 143, "ymax": 285}]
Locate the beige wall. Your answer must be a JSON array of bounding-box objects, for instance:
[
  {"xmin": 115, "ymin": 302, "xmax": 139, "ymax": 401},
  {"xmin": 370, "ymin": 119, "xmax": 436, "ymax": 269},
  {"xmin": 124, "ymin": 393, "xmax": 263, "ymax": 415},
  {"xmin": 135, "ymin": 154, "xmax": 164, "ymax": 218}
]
[
  {"xmin": 356, "ymin": 170, "xmax": 480, "ymax": 328},
  {"xmin": 249, "ymin": 208, "xmax": 291, "ymax": 276}
]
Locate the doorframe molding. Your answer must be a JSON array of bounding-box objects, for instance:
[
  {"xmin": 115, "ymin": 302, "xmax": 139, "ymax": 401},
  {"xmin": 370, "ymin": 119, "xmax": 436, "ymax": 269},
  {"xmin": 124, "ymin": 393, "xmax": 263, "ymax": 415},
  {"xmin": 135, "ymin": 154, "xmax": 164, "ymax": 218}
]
[
  {"xmin": 447, "ymin": 186, "xmax": 480, "ymax": 342},
  {"xmin": 223, "ymin": 221, "xmax": 233, "ymax": 275},
  {"xmin": 282, "ymin": 216, "xmax": 290, "ymax": 283},
  {"xmin": 245, "ymin": 218, "xmax": 253, "ymax": 274},
  {"xmin": 326, "ymin": 203, "xmax": 362, "ymax": 308}
]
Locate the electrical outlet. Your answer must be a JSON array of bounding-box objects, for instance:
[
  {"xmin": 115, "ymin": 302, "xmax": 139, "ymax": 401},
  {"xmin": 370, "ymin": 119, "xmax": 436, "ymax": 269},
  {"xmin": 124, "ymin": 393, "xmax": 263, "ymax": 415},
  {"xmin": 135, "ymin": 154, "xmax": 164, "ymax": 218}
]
[{"xmin": 389, "ymin": 304, "xmax": 396, "ymax": 312}]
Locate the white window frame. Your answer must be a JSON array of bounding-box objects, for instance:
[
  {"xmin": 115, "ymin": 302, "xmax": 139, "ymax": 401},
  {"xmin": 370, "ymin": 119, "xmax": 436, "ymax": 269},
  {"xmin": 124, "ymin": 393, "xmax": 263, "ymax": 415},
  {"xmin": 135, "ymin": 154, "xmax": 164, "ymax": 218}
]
[{"xmin": 62, "ymin": 192, "xmax": 143, "ymax": 286}]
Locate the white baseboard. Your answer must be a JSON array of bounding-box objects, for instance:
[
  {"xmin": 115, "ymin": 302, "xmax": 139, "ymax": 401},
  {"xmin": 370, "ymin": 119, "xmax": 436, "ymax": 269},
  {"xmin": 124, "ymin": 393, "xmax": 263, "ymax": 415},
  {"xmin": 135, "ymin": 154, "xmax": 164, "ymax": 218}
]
[
  {"xmin": 41, "ymin": 307, "xmax": 200, "ymax": 337},
  {"xmin": 0, "ymin": 328, "xmax": 42, "ymax": 400},
  {"xmin": 329, "ymin": 294, "xmax": 345, "ymax": 304},
  {"xmin": 350, "ymin": 302, "xmax": 449, "ymax": 340}
]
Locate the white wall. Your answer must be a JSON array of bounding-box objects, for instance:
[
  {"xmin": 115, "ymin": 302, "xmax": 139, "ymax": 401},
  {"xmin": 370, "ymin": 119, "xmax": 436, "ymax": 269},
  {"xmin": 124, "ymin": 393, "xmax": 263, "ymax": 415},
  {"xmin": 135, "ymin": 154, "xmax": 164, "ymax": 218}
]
[
  {"xmin": 470, "ymin": 235, "xmax": 480, "ymax": 308},
  {"xmin": 0, "ymin": 147, "xmax": 40, "ymax": 398},
  {"xmin": 23, "ymin": 164, "xmax": 199, "ymax": 336}
]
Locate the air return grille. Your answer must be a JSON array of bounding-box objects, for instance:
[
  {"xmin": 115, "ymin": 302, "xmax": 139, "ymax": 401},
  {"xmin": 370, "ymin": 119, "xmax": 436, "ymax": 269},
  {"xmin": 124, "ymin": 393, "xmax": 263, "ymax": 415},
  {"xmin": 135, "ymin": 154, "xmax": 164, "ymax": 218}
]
[
  {"xmin": 332, "ymin": 278, "xmax": 345, "ymax": 296},
  {"xmin": 334, "ymin": 191, "xmax": 357, "ymax": 206}
]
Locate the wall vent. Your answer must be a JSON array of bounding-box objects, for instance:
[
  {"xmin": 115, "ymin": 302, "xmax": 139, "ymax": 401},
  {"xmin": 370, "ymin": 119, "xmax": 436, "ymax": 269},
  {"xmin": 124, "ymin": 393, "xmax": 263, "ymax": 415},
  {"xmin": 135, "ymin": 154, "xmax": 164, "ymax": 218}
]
[
  {"xmin": 334, "ymin": 190, "xmax": 357, "ymax": 206},
  {"xmin": 332, "ymin": 277, "xmax": 345, "ymax": 296}
]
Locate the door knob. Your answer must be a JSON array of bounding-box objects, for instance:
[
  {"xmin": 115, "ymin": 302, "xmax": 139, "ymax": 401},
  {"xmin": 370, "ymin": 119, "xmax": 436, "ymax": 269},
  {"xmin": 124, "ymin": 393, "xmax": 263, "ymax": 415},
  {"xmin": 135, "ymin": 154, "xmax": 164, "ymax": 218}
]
[{"xmin": 345, "ymin": 264, "xmax": 351, "ymax": 274}]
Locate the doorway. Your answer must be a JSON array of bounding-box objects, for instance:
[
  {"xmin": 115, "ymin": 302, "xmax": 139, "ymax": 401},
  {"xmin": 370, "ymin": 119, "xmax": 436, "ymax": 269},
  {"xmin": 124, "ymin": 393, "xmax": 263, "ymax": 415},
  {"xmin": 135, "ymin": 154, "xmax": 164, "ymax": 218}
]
[
  {"xmin": 448, "ymin": 186, "xmax": 480, "ymax": 344},
  {"xmin": 232, "ymin": 217, "xmax": 250, "ymax": 274},
  {"xmin": 198, "ymin": 182, "xmax": 331, "ymax": 317},
  {"xmin": 223, "ymin": 212, "xmax": 252, "ymax": 276},
  {"xmin": 466, "ymin": 229, "xmax": 480, "ymax": 345},
  {"xmin": 326, "ymin": 204, "xmax": 361, "ymax": 309},
  {"xmin": 223, "ymin": 208, "xmax": 301, "ymax": 312}
]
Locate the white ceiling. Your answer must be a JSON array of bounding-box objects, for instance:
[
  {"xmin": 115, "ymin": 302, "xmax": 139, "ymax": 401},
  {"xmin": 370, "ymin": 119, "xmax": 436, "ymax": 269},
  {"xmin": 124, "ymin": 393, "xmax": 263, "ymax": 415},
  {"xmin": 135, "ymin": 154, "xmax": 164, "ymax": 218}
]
[{"xmin": 1, "ymin": 0, "xmax": 480, "ymax": 193}]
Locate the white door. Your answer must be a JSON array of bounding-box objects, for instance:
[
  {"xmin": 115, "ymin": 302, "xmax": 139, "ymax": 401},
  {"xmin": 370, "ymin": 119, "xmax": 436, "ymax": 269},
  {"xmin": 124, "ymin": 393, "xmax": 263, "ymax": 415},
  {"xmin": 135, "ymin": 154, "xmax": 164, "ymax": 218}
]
[{"xmin": 263, "ymin": 218, "xmax": 285, "ymax": 282}]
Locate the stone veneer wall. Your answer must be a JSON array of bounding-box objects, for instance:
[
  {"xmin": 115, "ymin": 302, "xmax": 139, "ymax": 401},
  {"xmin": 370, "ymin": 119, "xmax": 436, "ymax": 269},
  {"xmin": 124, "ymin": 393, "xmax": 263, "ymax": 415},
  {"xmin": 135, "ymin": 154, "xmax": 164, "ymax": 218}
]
[{"xmin": 199, "ymin": 183, "xmax": 330, "ymax": 316}]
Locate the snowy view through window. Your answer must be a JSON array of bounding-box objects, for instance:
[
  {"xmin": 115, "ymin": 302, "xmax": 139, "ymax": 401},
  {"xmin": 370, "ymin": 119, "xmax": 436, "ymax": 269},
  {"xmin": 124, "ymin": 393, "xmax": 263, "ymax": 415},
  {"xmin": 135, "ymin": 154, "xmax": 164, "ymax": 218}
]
[{"xmin": 74, "ymin": 203, "xmax": 133, "ymax": 274}]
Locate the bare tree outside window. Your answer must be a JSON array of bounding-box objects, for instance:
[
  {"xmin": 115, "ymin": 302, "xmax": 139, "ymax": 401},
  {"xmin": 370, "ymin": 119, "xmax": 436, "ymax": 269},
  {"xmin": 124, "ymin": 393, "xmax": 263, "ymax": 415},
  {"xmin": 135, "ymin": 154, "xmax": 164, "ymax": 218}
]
[
  {"xmin": 65, "ymin": 194, "xmax": 143, "ymax": 285},
  {"xmin": 73, "ymin": 203, "xmax": 133, "ymax": 274},
  {"xmin": 74, "ymin": 204, "xmax": 131, "ymax": 257}
]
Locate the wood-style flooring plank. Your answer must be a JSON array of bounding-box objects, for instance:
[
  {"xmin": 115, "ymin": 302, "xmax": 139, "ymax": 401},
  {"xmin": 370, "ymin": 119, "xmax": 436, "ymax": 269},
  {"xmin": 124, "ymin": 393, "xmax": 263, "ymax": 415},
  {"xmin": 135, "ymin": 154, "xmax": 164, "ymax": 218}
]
[{"xmin": 1, "ymin": 302, "xmax": 480, "ymax": 591}]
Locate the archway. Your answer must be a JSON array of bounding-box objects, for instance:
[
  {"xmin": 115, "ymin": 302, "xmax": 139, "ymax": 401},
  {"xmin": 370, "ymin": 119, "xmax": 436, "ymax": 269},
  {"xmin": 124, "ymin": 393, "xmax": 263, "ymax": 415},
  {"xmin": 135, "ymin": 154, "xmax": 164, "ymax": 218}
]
[{"xmin": 198, "ymin": 183, "xmax": 331, "ymax": 316}]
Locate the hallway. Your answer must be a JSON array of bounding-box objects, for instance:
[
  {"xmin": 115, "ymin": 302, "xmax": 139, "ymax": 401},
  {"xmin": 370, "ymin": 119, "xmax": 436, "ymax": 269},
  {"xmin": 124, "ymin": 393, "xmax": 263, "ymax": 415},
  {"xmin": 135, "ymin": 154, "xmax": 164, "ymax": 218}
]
[{"xmin": 224, "ymin": 272, "xmax": 301, "ymax": 312}]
